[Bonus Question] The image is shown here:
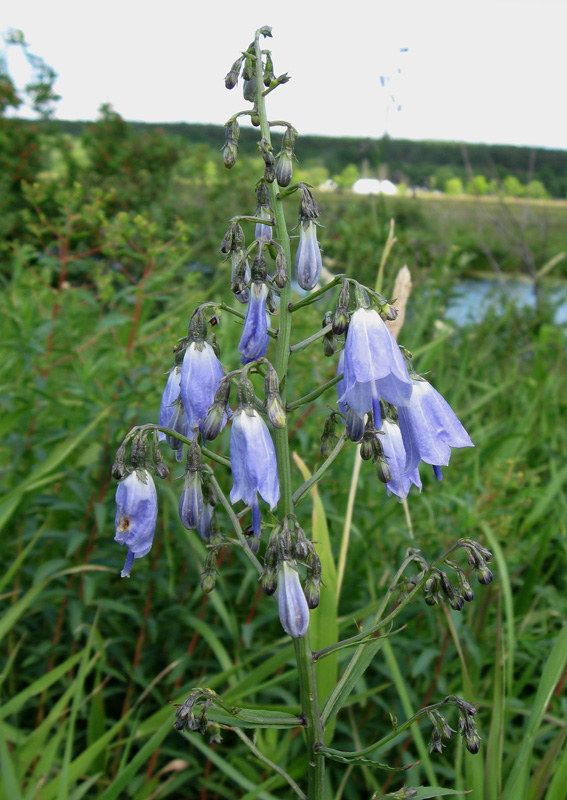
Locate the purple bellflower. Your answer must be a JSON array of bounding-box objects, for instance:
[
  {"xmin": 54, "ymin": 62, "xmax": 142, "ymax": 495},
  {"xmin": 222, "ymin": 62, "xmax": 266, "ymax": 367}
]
[
  {"xmin": 230, "ymin": 396, "xmax": 280, "ymax": 537},
  {"xmin": 114, "ymin": 469, "xmax": 158, "ymax": 578},
  {"xmin": 397, "ymin": 379, "xmax": 474, "ymax": 474},
  {"xmin": 158, "ymin": 366, "xmax": 181, "ymax": 441},
  {"xmin": 337, "ymin": 352, "xmax": 366, "ymax": 442},
  {"xmin": 339, "ymin": 308, "xmax": 413, "ymax": 428},
  {"xmin": 295, "ymin": 220, "xmax": 322, "ymax": 291},
  {"xmin": 180, "ymin": 342, "xmax": 224, "ymax": 435},
  {"xmin": 379, "ymin": 419, "xmax": 422, "ymax": 499},
  {"xmin": 278, "ymin": 560, "xmax": 310, "ymax": 638},
  {"xmin": 238, "ymin": 281, "xmax": 270, "ymax": 365}
]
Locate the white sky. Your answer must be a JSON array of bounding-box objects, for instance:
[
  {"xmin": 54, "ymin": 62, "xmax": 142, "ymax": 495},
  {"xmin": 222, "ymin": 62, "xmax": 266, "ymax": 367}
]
[{"xmin": 3, "ymin": 0, "xmax": 566, "ymax": 149}]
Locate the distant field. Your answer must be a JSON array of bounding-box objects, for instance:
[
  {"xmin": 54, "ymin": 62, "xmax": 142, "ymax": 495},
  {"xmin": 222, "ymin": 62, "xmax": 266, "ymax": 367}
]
[{"xmin": 314, "ymin": 190, "xmax": 567, "ymax": 282}]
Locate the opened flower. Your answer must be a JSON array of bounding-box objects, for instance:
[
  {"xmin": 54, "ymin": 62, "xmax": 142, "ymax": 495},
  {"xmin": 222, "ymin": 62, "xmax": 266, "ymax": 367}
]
[
  {"xmin": 238, "ymin": 281, "xmax": 270, "ymax": 365},
  {"xmin": 230, "ymin": 401, "xmax": 279, "ymax": 537},
  {"xmin": 114, "ymin": 469, "xmax": 158, "ymax": 578},
  {"xmin": 180, "ymin": 340, "xmax": 224, "ymax": 435},
  {"xmin": 397, "ymin": 379, "xmax": 474, "ymax": 473},
  {"xmin": 379, "ymin": 419, "xmax": 422, "ymax": 499},
  {"xmin": 339, "ymin": 307, "xmax": 413, "ymax": 426}
]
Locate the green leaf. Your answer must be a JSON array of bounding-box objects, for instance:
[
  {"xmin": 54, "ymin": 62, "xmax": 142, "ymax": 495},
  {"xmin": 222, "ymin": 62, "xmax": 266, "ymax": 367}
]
[
  {"xmin": 206, "ymin": 706, "xmax": 302, "ymax": 729},
  {"xmin": 0, "ymin": 406, "xmax": 112, "ymax": 534},
  {"xmin": 0, "ymin": 650, "xmax": 84, "ymax": 721},
  {"xmin": 373, "ymin": 789, "xmax": 469, "ymax": 799},
  {"xmin": 317, "ymin": 747, "xmax": 414, "ymax": 771},
  {"xmin": 0, "ymin": 722, "xmax": 23, "ymax": 800},
  {"xmin": 97, "ymin": 721, "xmax": 171, "ymax": 800},
  {"xmin": 502, "ymin": 625, "xmax": 567, "ymax": 800}
]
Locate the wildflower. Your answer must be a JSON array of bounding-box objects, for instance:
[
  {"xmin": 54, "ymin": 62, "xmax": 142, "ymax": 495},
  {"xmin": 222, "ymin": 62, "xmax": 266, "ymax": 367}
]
[
  {"xmin": 114, "ymin": 469, "xmax": 158, "ymax": 578},
  {"xmin": 295, "ymin": 220, "xmax": 322, "ymax": 291},
  {"xmin": 379, "ymin": 419, "xmax": 422, "ymax": 499},
  {"xmin": 397, "ymin": 379, "xmax": 473, "ymax": 472},
  {"xmin": 339, "ymin": 308, "xmax": 413, "ymax": 426},
  {"xmin": 278, "ymin": 561, "xmax": 310, "ymax": 638},
  {"xmin": 229, "ymin": 380, "xmax": 280, "ymax": 537},
  {"xmin": 158, "ymin": 366, "xmax": 181, "ymax": 441},
  {"xmin": 238, "ymin": 256, "xmax": 270, "ymax": 365},
  {"xmin": 180, "ymin": 310, "xmax": 225, "ymax": 435},
  {"xmin": 178, "ymin": 440, "xmax": 204, "ymax": 530}
]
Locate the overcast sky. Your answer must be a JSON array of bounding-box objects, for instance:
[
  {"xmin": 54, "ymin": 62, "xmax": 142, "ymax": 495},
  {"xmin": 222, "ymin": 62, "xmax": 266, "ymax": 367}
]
[{"xmin": 3, "ymin": 0, "xmax": 566, "ymax": 149}]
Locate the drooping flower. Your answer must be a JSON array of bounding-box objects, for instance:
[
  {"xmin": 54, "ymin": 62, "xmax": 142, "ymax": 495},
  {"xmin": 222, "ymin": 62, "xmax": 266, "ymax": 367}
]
[
  {"xmin": 180, "ymin": 310, "xmax": 225, "ymax": 435},
  {"xmin": 158, "ymin": 366, "xmax": 181, "ymax": 441},
  {"xmin": 238, "ymin": 274, "xmax": 269, "ymax": 365},
  {"xmin": 229, "ymin": 384, "xmax": 279, "ymax": 537},
  {"xmin": 379, "ymin": 418, "xmax": 422, "ymax": 499},
  {"xmin": 397, "ymin": 379, "xmax": 474, "ymax": 473},
  {"xmin": 278, "ymin": 561, "xmax": 310, "ymax": 638},
  {"xmin": 114, "ymin": 469, "xmax": 158, "ymax": 578},
  {"xmin": 295, "ymin": 219, "xmax": 322, "ymax": 291},
  {"xmin": 339, "ymin": 307, "xmax": 413, "ymax": 427},
  {"xmin": 336, "ymin": 351, "xmax": 365, "ymax": 441}
]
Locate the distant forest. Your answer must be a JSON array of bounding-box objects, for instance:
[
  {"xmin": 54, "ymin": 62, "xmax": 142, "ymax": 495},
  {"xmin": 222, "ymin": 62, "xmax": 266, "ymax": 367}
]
[{"xmin": 50, "ymin": 119, "xmax": 567, "ymax": 199}]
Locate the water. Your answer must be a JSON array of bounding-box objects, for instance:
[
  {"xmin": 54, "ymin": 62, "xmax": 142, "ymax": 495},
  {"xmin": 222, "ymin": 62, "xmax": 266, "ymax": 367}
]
[{"xmin": 444, "ymin": 277, "xmax": 567, "ymax": 326}]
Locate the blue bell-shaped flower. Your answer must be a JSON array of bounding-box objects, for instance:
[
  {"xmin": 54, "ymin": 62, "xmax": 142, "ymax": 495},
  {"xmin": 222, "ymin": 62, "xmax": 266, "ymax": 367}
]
[
  {"xmin": 229, "ymin": 382, "xmax": 279, "ymax": 537},
  {"xmin": 339, "ymin": 307, "xmax": 413, "ymax": 426},
  {"xmin": 180, "ymin": 310, "xmax": 225, "ymax": 435},
  {"xmin": 379, "ymin": 419, "xmax": 422, "ymax": 499},
  {"xmin": 114, "ymin": 469, "xmax": 158, "ymax": 578},
  {"xmin": 397, "ymin": 379, "xmax": 474, "ymax": 472}
]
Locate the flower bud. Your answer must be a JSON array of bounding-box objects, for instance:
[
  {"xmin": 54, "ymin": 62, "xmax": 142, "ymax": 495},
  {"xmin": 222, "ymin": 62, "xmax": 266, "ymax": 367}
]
[
  {"xmin": 261, "ymin": 567, "xmax": 278, "ymax": 595},
  {"xmin": 276, "ymin": 150, "xmax": 293, "ymax": 187},
  {"xmin": 278, "ymin": 561, "xmax": 310, "ymax": 639},
  {"xmin": 222, "ymin": 120, "xmax": 240, "ymax": 169},
  {"xmin": 320, "ymin": 414, "xmax": 337, "ymax": 458},
  {"xmin": 224, "ymin": 57, "xmax": 243, "ymax": 90},
  {"xmin": 360, "ymin": 437, "xmax": 374, "ymax": 461},
  {"xmin": 375, "ymin": 458, "xmax": 392, "ymax": 484},
  {"xmin": 243, "ymin": 75, "xmax": 257, "ymax": 102},
  {"xmin": 201, "ymin": 571, "xmax": 216, "ymax": 594},
  {"xmin": 274, "ymin": 248, "xmax": 288, "ymax": 288},
  {"xmin": 263, "ymin": 52, "xmax": 275, "ymax": 87},
  {"xmin": 476, "ymin": 565, "xmax": 494, "ymax": 585},
  {"xmin": 111, "ymin": 441, "xmax": 127, "ymax": 480},
  {"xmin": 304, "ymin": 577, "xmax": 320, "ymax": 609},
  {"xmin": 266, "ymin": 393, "xmax": 286, "ymax": 429},
  {"xmin": 152, "ymin": 444, "xmax": 169, "ymax": 479},
  {"xmin": 345, "ymin": 408, "xmax": 365, "ymax": 443}
]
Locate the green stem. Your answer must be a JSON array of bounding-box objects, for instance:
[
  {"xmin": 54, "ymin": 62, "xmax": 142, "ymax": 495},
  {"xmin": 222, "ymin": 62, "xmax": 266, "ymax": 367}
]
[
  {"xmin": 205, "ymin": 470, "xmax": 262, "ymax": 574},
  {"xmin": 292, "ymin": 431, "xmax": 347, "ymax": 508},
  {"xmin": 254, "ymin": 28, "xmax": 324, "ymax": 800},
  {"xmin": 317, "ymin": 696, "xmax": 457, "ymax": 760},
  {"xmin": 287, "ymin": 374, "xmax": 342, "ymax": 411},
  {"xmin": 289, "ymin": 275, "xmax": 345, "ymax": 312},
  {"xmin": 290, "ymin": 323, "xmax": 332, "ymax": 354}
]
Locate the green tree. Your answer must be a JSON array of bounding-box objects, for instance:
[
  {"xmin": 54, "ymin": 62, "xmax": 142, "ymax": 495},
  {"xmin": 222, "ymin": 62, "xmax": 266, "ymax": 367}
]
[
  {"xmin": 525, "ymin": 179, "xmax": 549, "ymax": 200},
  {"xmin": 445, "ymin": 177, "xmax": 464, "ymax": 195},
  {"xmin": 466, "ymin": 174, "xmax": 489, "ymax": 196},
  {"xmin": 502, "ymin": 175, "xmax": 525, "ymax": 197},
  {"xmin": 333, "ymin": 163, "xmax": 360, "ymax": 189}
]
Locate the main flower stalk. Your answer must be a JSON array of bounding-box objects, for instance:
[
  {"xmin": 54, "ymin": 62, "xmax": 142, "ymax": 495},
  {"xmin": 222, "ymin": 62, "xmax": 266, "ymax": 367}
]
[{"xmin": 254, "ymin": 29, "xmax": 325, "ymax": 800}]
